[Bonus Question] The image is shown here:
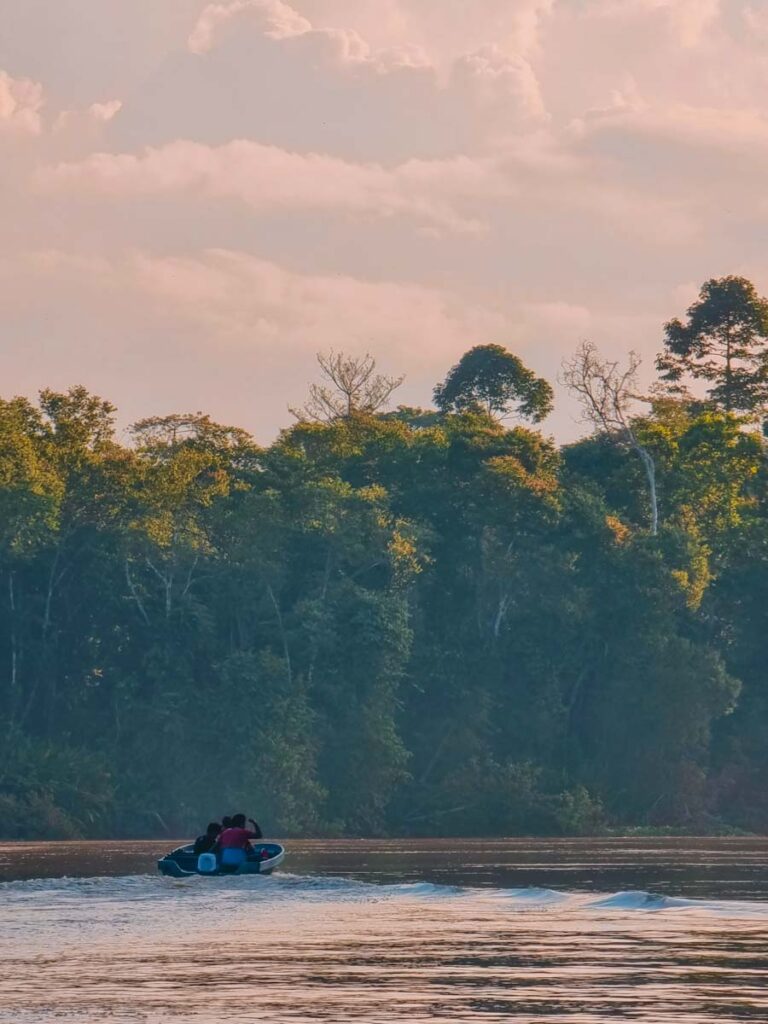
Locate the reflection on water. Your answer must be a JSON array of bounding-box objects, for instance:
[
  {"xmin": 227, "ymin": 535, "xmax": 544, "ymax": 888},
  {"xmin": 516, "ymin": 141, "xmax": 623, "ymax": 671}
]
[{"xmin": 1, "ymin": 839, "xmax": 767, "ymax": 1023}]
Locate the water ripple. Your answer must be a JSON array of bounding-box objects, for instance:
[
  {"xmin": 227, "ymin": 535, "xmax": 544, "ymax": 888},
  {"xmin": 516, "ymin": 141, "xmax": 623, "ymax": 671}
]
[{"xmin": 1, "ymin": 840, "xmax": 768, "ymax": 1022}]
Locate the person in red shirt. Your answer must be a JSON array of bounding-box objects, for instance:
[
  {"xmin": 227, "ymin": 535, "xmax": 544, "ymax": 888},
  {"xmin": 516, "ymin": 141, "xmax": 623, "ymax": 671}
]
[{"xmin": 217, "ymin": 813, "xmax": 262, "ymax": 871}]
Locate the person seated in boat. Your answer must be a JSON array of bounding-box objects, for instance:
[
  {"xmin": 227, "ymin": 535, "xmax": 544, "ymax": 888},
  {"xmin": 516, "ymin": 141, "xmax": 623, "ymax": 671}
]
[
  {"xmin": 217, "ymin": 813, "xmax": 263, "ymax": 870},
  {"xmin": 192, "ymin": 822, "xmax": 221, "ymax": 856}
]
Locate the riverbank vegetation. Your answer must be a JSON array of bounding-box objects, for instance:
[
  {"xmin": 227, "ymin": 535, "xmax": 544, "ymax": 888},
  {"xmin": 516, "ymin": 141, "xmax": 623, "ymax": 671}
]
[{"xmin": 2, "ymin": 276, "xmax": 768, "ymax": 839}]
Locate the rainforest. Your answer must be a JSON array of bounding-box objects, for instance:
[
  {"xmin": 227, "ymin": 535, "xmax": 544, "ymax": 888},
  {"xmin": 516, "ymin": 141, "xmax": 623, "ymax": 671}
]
[{"xmin": 2, "ymin": 277, "xmax": 768, "ymax": 841}]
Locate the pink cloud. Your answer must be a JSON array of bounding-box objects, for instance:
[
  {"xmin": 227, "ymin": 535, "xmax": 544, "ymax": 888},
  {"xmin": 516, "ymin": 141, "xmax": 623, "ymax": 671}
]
[
  {"xmin": 189, "ymin": 0, "xmax": 435, "ymax": 79},
  {"xmin": 293, "ymin": 0, "xmax": 555, "ymax": 65},
  {"xmin": 576, "ymin": 102, "xmax": 768, "ymax": 156},
  {"xmin": 582, "ymin": 0, "xmax": 721, "ymax": 47},
  {"xmin": 88, "ymin": 100, "xmax": 123, "ymax": 123},
  {"xmin": 188, "ymin": 0, "xmax": 312, "ymax": 53},
  {"xmin": 0, "ymin": 244, "xmax": 670, "ymax": 440},
  {"xmin": 0, "ymin": 70, "xmax": 44, "ymax": 135},
  {"xmin": 0, "ymin": 246, "xmax": 527, "ymax": 436},
  {"xmin": 35, "ymin": 126, "xmax": 701, "ymax": 247},
  {"xmin": 5, "ymin": 0, "xmax": 768, "ymax": 446},
  {"xmin": 451, "ymin": 46, "xmax": 548, "ymax": 123},
  {"xmin": 38, "ymin": 140, "xmax": 502, "ymax": 233}
]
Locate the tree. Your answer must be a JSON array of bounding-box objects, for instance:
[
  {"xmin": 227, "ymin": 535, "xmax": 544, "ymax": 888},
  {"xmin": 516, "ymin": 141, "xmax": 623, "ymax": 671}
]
[
  {"xmin": 5, "ymin": 345, "xmax": 768, "ymax": 839},
  {"xmin": 434, "ymin": 344, "xmax": 553, "ymax": 422},
  {"xmin": 562, "ymin": 343, "xmax": 659, "ymax": 535},
  {"xmin": 657, "ymin": 276, "xmax": 768, "ymax": 414},
  {"xmin": 663, "ymin": 410, "xmax": 764, "ymax": 541},
  {"xmin": 131, "ymin": 413, "xmax": 259, "ymax": 470},
  {"xmin": 39, "ymin": 385, "xmax": 117, "ymax": 451},
  {"xmin": 292, "ymin": 351, "xmax": 404, "ymax": 422}
]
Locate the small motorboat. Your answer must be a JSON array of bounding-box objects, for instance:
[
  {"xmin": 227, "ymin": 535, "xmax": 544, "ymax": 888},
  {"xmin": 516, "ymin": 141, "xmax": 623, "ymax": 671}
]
[{"xmin": 157, "ymin": 842, "xmax": 285, "ymax": 878}]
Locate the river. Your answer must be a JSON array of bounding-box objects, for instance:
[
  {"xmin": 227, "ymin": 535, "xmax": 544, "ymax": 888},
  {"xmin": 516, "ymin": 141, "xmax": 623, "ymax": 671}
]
[{"xmin": 1, "ymin": 837, "xmax": 767, "ymax": 1022}]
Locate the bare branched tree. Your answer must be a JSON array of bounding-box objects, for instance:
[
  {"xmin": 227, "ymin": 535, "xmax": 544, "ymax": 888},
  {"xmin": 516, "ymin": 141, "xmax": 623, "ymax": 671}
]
[
  {"xmin": 291, "ymin": 351, "xmax": 405, "ymax": 423},
  {"xmin": 562, "ymin": 342, "xmax": 659, "ymax": 536}
]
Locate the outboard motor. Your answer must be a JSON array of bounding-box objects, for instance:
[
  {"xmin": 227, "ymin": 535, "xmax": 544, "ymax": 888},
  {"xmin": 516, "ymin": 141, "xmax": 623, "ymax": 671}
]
[{"xmin": 197, "ymin": 852, "xmax": 218, "ymax": 874}]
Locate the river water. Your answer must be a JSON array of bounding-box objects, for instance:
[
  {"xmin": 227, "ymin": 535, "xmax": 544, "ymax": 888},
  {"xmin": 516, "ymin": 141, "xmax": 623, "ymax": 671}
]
[{"xmin": 1, "ymin": 837, "xmax": 767, "ymax": 1022}]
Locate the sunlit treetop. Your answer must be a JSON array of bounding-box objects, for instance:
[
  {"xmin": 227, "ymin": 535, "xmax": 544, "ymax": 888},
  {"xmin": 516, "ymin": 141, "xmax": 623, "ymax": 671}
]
[
  {"xmin": 433, "ymin": 344, "xmax": 554, "ymax": 423},
  {"xmin": 657, "ymin": 276, "xmax": 768, "ymax": 415}
]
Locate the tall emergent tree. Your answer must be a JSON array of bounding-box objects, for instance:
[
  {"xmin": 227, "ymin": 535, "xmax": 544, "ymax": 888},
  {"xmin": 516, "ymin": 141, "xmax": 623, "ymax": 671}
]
[
  {"xmin": 657, "ymin": 276, "xmax": 768, "ymax": 414},
  {"xmin": 562, "ymin": 343, "xmax": 659, "ymax": 535},
  {"xmin": 292, "ymin": 351, "xmax": 404, "ymax": 422},
  {"xmin": 433, "ymin": 344, "xmax": 554, "ymax": 422}
]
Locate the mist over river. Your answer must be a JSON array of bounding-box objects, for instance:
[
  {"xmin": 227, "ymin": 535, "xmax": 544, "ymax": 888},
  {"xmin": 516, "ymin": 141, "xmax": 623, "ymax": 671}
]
[{"xmin": 1, "ymin": 838, "xmax": 767, "ymax": 1023}]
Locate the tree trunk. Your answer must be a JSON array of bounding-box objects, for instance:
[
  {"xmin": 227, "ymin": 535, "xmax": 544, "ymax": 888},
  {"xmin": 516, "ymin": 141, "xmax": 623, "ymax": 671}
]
[
  {"xmin": 266, "ymin": 583, "xmax": 293, "ymax": 687},
  {"xmin": 624, "ymin": 422, "xmax": 659, "ymax": 537},
  {"xmin": 307, "ymin": 549, "xmax": 332, "ymax": 689},
  {"xmin": 125, "ymin": 561, "xmax": 150, "ymax": 625},
  {"xmin": 8, "ymin": 571, "xmax": 17, "ymax": 723},
  {"xmin": 634, "ymin": 442, "xmax": 659, "ymax": 536}
]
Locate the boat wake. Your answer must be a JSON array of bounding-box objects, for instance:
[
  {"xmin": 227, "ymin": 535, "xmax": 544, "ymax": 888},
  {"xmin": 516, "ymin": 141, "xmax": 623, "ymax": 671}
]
[{"xmin": 3, "ymin": 872, "xmax": 768, "ymax": 917}]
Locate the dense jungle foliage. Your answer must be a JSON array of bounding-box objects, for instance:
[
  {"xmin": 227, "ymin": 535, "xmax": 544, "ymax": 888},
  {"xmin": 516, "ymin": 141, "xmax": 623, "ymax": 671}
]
[{"xmin": 3, "ymin": 277, "xmax": 768, "ymax": 840}]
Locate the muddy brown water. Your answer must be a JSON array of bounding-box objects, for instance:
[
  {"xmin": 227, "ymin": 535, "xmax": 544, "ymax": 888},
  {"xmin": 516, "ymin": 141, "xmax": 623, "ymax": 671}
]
[{"xmin": 1, "ymin": 837, "xmax": 767, "ymax": 1022}]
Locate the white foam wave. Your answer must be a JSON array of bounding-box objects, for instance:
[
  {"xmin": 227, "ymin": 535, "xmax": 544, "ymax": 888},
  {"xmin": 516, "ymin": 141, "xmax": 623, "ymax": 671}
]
[{"xmin": 2, "ymin": 874, "xmax": 768, "ymax": 917}]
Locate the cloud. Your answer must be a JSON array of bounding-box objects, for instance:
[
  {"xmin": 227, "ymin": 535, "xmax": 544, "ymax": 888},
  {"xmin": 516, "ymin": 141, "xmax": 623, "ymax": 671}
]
[
  {"xmin": 0, "ymin": 68, "xmax": 122, "ymax": 139},
  {"xmin": 187, "ymin": 0, "xmax": 431, "ymax": 74},
  {"xmin": 292, "ymin": 0, "xmax": 555, "ymax": 65},
  {"xmin": 665, "ymin": 0, "xmax": 720, "ymax": 47},
  {"xmin": 570, "ymin": 101, "xmax": 768, "ymax": 209},
  {"xmin": 0, "ymin": 246, "xmax": 526, "ymax": 435},
  {"xmin": 187, "ymin": 0, "xmax": 545, "ymax": 118},
  {"xmin": 582, "ymin": 0, "xmax": 721, "ymax": 47},
  {"xmin": 1, "ymin": 246, "xmax": 510, "ymax": 367},
  {"xmin": 577, "ymin": 102, "xmax": 768, "ymax": 157},
  {"xmin": 188, "ymin": 0, "xmax": 311, "ymax": 53},
  {"xmin": 0, "ymin": 70, "xmax": 44, "ymax": 136},
  {"xmin": 88, "ymin": 100, "xmax": 123, "ymax": 123},
  {"xmin": 128, "ymin": 248, "xmax": 511, "ymax": 362},
  {"xmin": 88, "ymin": 0, "xmax": 547, "ymax": 163},
  {"xmin": 38, "ymin": 140, "xmax": 506, "ymax": 233},
  {"xmin": 35, "ymin": 125, "xmax": 704, "ymax": 250},
  {"xmin": 52, "ymin": 98, "xmax": 125, "ymax": 136},
  {"xmin": 744, "ymin": 4, "xmax": 768, "ymax": 37},
  {"xmin": 4, "ymin": 244, "xmax": 673, "ymax": 441},
  {"xmin": 450, "ymin": 46, "xmax": 547, "ymax": 123},
  {"xmin": 6, "ymin": 0, "xmax": 768, "ymax": 447}
]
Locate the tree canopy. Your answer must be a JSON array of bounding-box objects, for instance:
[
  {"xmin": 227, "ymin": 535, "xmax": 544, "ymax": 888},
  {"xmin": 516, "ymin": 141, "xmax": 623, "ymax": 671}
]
[
  {"xmin": 3, "ymin": 297, "xmax": 768, "ymax": 839},
  {"xmin": 657, "ymin": 276, "xmax": 768, "ymax": 414},
  {"xmin": 434, "ymin": 344, "xmax": 554, "ymax": 422}
]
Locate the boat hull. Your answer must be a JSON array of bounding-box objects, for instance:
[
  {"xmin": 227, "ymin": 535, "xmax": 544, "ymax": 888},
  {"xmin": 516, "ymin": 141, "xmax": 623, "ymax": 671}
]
[{"xmin": 157, "ymin": 842, "xmax": 285, "ymax": 877}]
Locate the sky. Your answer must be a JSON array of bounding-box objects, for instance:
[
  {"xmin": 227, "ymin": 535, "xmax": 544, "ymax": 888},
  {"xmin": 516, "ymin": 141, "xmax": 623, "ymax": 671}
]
[{"xmin": 1, "ymin": 0, "xmax": 766, "ymax": 442}]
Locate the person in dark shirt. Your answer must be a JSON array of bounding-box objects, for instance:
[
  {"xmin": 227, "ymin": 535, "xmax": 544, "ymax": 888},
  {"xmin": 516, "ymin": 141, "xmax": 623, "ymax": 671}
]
[{"xmin": 192, "ymin": 822, "xmax": 222, "ymax": 855}]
